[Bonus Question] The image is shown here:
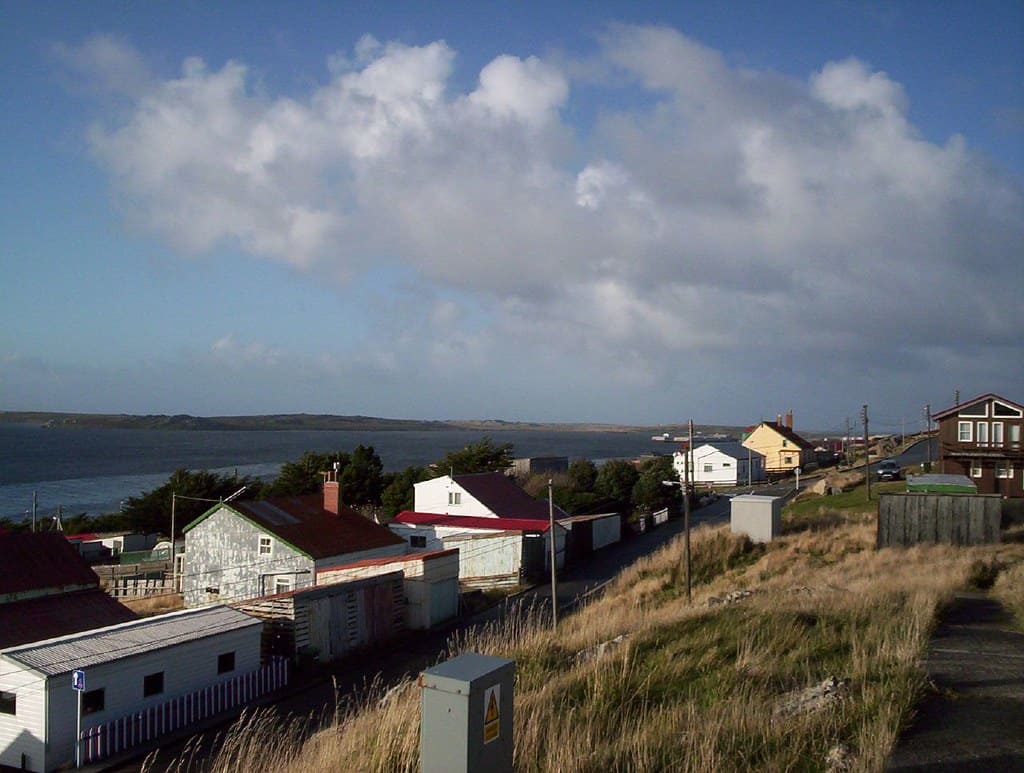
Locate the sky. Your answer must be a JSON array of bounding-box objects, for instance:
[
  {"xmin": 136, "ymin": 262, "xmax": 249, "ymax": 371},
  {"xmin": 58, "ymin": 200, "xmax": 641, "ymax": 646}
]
[{"xmin": 1, "ymin": 1, "xmax": 1022, "ymax": 434}]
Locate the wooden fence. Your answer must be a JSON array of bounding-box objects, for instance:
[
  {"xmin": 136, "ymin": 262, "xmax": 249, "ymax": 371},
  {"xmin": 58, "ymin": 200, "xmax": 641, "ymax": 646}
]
[
  {"xmin": 107, "ymin": 577, "xmax": 174, "ymax": 598},
  {"xmin": 79, "ymin": 656, "xmax": 289, "ymax": 765},
  {"xmin": 877, "ymin": 493, "xmax": 1001, "ymax": 548}
]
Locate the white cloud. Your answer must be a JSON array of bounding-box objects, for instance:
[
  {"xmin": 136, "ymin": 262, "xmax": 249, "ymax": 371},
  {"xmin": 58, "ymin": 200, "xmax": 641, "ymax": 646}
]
[{"xmin": 59, "ymin": 26, "xmax": 1023, "ymax": 421}]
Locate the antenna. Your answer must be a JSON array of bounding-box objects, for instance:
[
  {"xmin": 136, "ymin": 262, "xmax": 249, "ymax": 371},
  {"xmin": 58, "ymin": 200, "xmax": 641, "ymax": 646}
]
[{"xmin": 224, "ymin": 485, "xmax": 249, "ymax": 503}]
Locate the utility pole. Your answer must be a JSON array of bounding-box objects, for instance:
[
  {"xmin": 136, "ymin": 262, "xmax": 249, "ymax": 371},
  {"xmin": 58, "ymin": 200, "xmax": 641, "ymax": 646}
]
[
  {"xmin": 845, "ymin": 417, "xmax": 852, "ymax": 467},
  {"xmin": 684, "ymin": 419, "xmax": 693, "ymax": 604},
  {"xmin": 32, "ymin": 491, "xmax": 37, "ymax": 532},
  {"xmin": 862, "ymin": 405, "xmax": 871, "ymax": 500},
  {"xmin": 924, "ymin": 404, "xmax": 932, "ymax": 469},
  {"xmin": 548, "ymin": 479, "xmax": 558, "ymax": 630},
  {"xmin": 170, "ymin": 493, "xmax": 178, "ymax": 592}
]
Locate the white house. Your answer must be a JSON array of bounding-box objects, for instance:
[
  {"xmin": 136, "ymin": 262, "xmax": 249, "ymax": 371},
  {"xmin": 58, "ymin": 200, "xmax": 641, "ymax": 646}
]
[
  {"xmin": 673, "ymin": 442, "xmax": 766, "ymax": 486},
  {"xmin": 388, "ymin": 512, "xmax": 566, "ymax": 589},
  {"xmin": 0, "ymin": 606, "xmax": 277, "ymax": 772},
  {"xmin": 316, "ymin": 549, "xmax": 460, "ymax": 630},
  {"xmin": 413, "ymin": 472, "xmax": 570, "ymax": 521},
  {"xmin": 182, "ymin": 475, "xmax": 406, "ymax": 607}
]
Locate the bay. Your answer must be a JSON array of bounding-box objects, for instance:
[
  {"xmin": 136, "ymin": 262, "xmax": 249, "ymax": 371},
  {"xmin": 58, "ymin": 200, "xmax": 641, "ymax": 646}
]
[{"xmin": 0, "ymin": 424, "xmax": 668, "ymax": 520}]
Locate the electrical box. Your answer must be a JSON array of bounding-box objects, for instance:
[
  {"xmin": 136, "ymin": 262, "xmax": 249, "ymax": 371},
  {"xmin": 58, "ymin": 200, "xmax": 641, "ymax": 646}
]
[
  {"xmin": 730, "ymin": 494, "xmax": 781, "ymax": 543},
  {"xmin": 419, "ymin": 652, "xmax": 515, "ymax": 773}
]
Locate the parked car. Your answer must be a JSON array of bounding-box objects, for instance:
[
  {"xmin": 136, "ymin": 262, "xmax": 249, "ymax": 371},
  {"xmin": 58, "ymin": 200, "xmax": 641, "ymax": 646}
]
[{"xmin": 876, "ymin": 460, "xmax": 902, "ymax": 481}]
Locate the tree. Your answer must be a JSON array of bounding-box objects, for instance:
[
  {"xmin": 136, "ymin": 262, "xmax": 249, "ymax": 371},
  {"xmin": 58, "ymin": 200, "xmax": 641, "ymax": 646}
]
[
  {"xmin": 434, "ymin": 437, "xmax": 515, "ymax": 476},
  {"xmin": 340, "ymin": 445, "xmax": 385, "ymax": 506},
  {"xmin": 568, "ymin": 458, "xmax": 598, "ymax": 492},
  {"xmin": 631, "ymin": 456, "xmax": 679, "ymax": 513},
  {"xmin": 381, "ymin": 466, "xmax": 431, "ymax": 519},
  {"xmin": 595, "ymin": 459, "xmax": 639, "ymax": 511},
  {"xmin": 265, "ymin": 451, "xmax": 352, "ymax": 497},
  {"xmin": 122, "ymin": 468, "xmax": 259, "ymax": 538}
]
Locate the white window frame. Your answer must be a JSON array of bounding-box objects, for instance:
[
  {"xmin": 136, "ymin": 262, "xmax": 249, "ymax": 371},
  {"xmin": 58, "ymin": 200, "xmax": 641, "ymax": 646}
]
[
  {"xmin": 960, "ymin": 402, "xmax": 988, "ymax": 417},
  {"xmin": 991, "ymin": 422, "xmax": 1003, "ymax": 445},
  {"xmin": 274, "ymin": 577, "xmax": 292, "ymax": 594},
  {"xmin": 970, "ymin": 462, "xmax": 983, "ymax": 478},
  {"xmin": 448, "ymin": 491, "xmax": 461, "ymax": 506},
  {"xmin": 996, "ymin": 463, "xmax": 1013, "ymax": 479},
  {"xmin": 976, "ymin": 422, "xmax": 989, "ymax": 444},
  {"xmin": 1010, "ymin": 424, "xmax": 1021, "ymax": 444},
  {"xmin": 958, "ymin": 421, "xmax": 973, "ymax": 442},
  {"xmin": 258, "ymin": 536, "xmax": 272, "ymax": 555}
]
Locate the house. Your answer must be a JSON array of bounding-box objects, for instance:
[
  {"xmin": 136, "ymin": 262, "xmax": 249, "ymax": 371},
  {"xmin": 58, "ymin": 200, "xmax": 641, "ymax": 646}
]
[
  {"xmin": 316, "ymin": 549, "xmax": 460, "ymax": 630},
  {"xmin": 232, "ymin": 572, "xmax": 407, "ymax": 662},
  {"xmin": 559, "ymin": 513, "xmax": 623, "ymax": 560},
  {"xmin": 388, "ymin": 512, "xmax": 566, "ymax": 589},
  {"xmin": 0, "ymin": 532, "xmax": 137, "ymax": 650},
  {"xmin": 65, "ymin": 532, "xmax": 159, "ymax": 562},
  {"xmin": 672, "ymin": 442, "xmax": 766, "ymax": 486},
  {"xmin": 932, "ymin": 393, "xmax": 1023, "ymax": 498},
  {"xmin": 741, "ymin": 413, "xmax": 815, "ymax": 477},
  {"xmin": 391, "ymin": 472, "xmax": 570, "ymax": 587},
  {"xmin": 413, "ymin": 471, "xmax": 570, "ymax": 521},
  {"xmin": 181, "ymin": 473, "xmax": 406, "ymax": 607},
  {"xmin": 0, "ymin": 605, "xmax": 282, "ymax": 772},
  {"xmin": 511, "ymin": 456, "xmax": 569, "ymax": 477}
]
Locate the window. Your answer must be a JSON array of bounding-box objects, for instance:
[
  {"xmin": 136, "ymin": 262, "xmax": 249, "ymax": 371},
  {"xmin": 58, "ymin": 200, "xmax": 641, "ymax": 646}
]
[
  {"xmin": 410, "ymin": 535, "xmax": 427, "ymax": 548},
  {"xmin": 274, "ymin": 577, "xmax": 292, "ymax": 594},
  {"xmin": 205, "ymin": 586, "xmax": 220, "ymax": 597},
  {"xmin": 784, "ymin": 456, "xmax": 793, "ymax": 465},
  {"xmin": 1011, "ymin": 425, "xmax": 1021, "ymax": 444},
  {"xmin": 722, "ymin": 462, "xmax": 732, "ymax": 467},
  {"xmin": 0, "ymin": 691, "xmax": 15, "ymax": 716},
  {"xmin": 703, "ymin": 464, "xmax": 713, "ymax": 473},
  {"xmin": 82, "ymin": 688, "xmax": 105, "ymax": 715},
  {"xmin": 958, "ymin": 421, "xmax": 972, "ymax": 442},
  {"xmin": 996, "ymin": 464, "xmax": 1014, "ymax": 479},
  {"xmin": 218, "ymin": 652, "xmax": 236, "ymax": 675},
  {"xmin": 970, "ymin": 462, "xmax": 982, "ymax": 478},
  {"xmin": 143, "ymin": 672, "xmax": 164, "ymax": 698},
  {"xmin": 976, "ymin": 422, "xmax": 989, "ymax": 444},
  {"xmin": 992, "ymin": 422, "xmax": 1004, "ymax": 445},
  {"xmin": 448, "ymin": 492, "xmax": 461, "ymax": 505},
  {"xmin": 258, "ymin": 536, "xmax": 272, "ymax": 555}
]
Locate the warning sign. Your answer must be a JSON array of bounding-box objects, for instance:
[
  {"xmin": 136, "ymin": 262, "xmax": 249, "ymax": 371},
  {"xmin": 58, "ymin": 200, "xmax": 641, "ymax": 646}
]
[{"xmin": 483, "ymin": 684, "xmax": 500, "ymax": 743}]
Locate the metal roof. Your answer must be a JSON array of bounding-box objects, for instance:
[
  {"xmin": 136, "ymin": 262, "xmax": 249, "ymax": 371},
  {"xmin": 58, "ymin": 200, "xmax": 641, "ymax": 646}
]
[
  {"xmin": 0, "ymin": 589, "xmax": 137, "ymax": 650},
  {"xmin": 0, "ymin": 605, "xmax": 261, "ymax": 677}
]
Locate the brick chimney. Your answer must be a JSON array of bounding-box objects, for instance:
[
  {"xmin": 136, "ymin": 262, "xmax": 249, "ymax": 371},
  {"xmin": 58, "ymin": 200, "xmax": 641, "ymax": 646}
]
[
  {"xmin": 785, "ymin": 410, "xmax": 793, "ymax": 430},
  {"xmin": 323, "ymin": 466, "xmax": 341, "ymax": 515}
]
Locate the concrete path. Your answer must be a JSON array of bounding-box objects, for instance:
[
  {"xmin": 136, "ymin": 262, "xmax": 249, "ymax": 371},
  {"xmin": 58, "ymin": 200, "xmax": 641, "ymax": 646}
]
[{"xmin": 886, "ymin": 592, "xmax": 1024, "ymax": 772}]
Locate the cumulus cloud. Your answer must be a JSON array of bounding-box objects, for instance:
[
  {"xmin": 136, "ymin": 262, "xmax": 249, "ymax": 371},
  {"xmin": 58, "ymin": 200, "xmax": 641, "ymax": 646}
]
[{"xmin": 58, "ymin": 25, "xmax": 1023, "ymax": 419}]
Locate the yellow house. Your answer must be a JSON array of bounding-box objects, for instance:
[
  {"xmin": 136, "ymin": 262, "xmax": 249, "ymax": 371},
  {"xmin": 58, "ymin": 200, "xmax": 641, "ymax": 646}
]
[{"xmin": 742, "ymin": 417, "xmax": 815, "ymax": 476}]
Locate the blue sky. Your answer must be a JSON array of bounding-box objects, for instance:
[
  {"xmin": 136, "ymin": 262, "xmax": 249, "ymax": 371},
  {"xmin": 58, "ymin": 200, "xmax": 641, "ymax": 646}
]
[{"xmin": 2, "ymin": 1, "xmax": 1022, "ymax": 433}]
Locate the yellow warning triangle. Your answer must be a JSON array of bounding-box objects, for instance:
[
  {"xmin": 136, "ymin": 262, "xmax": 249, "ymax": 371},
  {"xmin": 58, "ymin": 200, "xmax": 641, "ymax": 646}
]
[{"xmin": 485, "ymin": 692, "xmax": 499, "ymax": 723}]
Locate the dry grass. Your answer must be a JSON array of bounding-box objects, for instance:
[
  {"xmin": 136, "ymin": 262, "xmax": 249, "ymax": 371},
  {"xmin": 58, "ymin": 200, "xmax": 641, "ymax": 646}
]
[
  {"xmin": 122, "ymin": 592, "xmax": 184, "ymax": 617},
  {"xmin": 191, "ymin": 491, "xmax": 1024, "ymax": 772}
]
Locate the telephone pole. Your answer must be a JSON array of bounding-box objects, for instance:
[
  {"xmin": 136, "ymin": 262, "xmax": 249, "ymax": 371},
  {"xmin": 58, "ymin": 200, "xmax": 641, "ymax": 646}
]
[
  {"xmin": 548, "ymin": 479, "xmax": 558, "ymax": 630},
  {"xmin": 684, "ymin": 419, "xmax": 693, "ymax": 604},
  {"xmin": 862, "ymin": 405, "xmax": 871, "ymax": 500},
  {"xmin": 924, "ymin": 404, "xmax": 932, "ymax": 469},
  {"xmin": 845, "ymin": 417, "xmax": 852, "ymax": 466}
]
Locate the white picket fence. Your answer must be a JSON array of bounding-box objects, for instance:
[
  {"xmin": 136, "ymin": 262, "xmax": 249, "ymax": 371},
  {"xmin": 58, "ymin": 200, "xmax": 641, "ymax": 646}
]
[{"xmin": 79, "ymin": 657, "xmax": 289, "ymax": 764}]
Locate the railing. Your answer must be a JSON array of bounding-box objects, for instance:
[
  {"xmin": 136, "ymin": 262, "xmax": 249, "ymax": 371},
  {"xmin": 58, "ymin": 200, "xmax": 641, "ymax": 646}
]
[
  {"xmin": 79, "ymin": 657, "xmax": 289, "ymax": 765},
  {"xmin": 942, "ymin": 440, "xmax": 1023, "ymax": 456}
]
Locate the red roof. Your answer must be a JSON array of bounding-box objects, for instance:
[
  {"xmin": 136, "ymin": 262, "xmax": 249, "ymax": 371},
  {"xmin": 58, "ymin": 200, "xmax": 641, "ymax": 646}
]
[
  {"xmin": 187, "ymin": 494, "xmax": 405, "ymax": 560},
  {"xmin": 0, "ymin": 589, "xmax": 138, "ymax": 649},
  {"xmin": 393, "ymin": 511, "xmax": 558, "ymax": 533},
  {"xmin": 452, "ymin": 472, "xmax": 568, "ymax": 520},
  {"xmin": 317, "ymin": 548, "xmax": 458, "ymax": 573},
  {"xmin": 0, "ymin": 532, "xmax": 100, "ymax": 597}
]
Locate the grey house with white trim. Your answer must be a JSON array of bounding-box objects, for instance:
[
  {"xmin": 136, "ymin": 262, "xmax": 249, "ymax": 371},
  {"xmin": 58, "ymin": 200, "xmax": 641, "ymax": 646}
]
[{"xmin": 0, "ymin": 606, "xmax": 263, "ymax": 772}]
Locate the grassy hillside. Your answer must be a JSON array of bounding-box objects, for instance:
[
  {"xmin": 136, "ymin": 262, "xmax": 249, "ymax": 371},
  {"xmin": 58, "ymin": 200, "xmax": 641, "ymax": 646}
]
[{"xmin": 188, "ymin": 490, "xmax": 1024, "ymax": 772}]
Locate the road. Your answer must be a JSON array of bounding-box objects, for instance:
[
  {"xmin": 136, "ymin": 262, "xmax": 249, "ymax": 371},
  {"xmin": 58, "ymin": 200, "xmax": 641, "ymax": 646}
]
[{"xmin": 97, "ymin": 486, "xmax": 798, "ymax": 772}]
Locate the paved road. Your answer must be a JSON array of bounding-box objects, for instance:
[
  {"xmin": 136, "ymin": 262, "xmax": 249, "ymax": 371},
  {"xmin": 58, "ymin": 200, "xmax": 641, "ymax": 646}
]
[{"xmin": 97, "ymin": 493, "xmax": 756, "ymax": 772}]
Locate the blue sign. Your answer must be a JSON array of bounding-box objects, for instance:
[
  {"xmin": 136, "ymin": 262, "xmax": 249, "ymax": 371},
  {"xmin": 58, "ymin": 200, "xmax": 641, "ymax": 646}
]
[{"xmin": 72, "ymin": 670, "xmax": 85, "ymax": 691}]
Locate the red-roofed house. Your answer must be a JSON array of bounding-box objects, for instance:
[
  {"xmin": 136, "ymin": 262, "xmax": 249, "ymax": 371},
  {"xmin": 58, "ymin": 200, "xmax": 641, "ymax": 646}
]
[
  {"xmin": 181, "ymin": 475, "xmax": 406, "ymax": 607},
  {"xmin": 0, "ymin": 532, "xmax": 137, "ymax": 649},
  {"xmin": 389, "ymin": 510, "xmax": 566, "ymax": 589}
]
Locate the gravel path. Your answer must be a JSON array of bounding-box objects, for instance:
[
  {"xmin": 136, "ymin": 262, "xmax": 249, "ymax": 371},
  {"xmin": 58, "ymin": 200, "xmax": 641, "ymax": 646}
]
[{"xmin": 886, "ymin": 591, "xmax": 1024, "ymax": 772}]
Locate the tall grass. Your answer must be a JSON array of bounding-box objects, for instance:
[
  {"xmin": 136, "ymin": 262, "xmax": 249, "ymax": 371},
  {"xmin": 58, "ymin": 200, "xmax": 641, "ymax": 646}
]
[{"xmin": 189, "ymin": 496, "xmax": 1024, "ymax": 772}]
